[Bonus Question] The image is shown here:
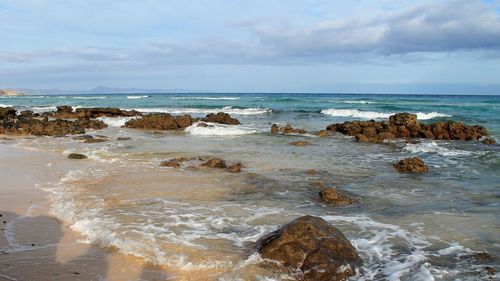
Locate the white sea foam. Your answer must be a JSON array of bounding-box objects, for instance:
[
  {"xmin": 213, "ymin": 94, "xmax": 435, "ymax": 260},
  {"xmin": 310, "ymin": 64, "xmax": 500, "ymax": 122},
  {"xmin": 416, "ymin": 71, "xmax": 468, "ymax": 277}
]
[
  {"xmin": 0, "ymin": 103, "xmax": 13, "ymax": 107},
  {"xmin": 321, "ymin": 108, "xmax": 451, "ymax": 120},
  {"xmin": 403, "ymin": 141, "xmax": 473, "ymax": 157},
  {"xmin": 127, "ymin": 95, "xmax": 149, "ymax": 99},
  {"xmin": 135, "ymin": 106, "xmax": 271, "ymax": 116},
  {"xmin": 339, "ymin": 100, "xmax": 376, "ymax": 104},
  {"xmin": 172, "ymin": 96, "xmax": 240, "ymax": 100},
  {"xmin": 31, "ymin": 106, "xmax": 57, "ymax": 113},
  {"xmin": 185, "ymin": 122, "xmax": 263, "ymax": 136},
  {"xmin": 96, "ymin": 116, "xmax": 134, "ymax": 127}
]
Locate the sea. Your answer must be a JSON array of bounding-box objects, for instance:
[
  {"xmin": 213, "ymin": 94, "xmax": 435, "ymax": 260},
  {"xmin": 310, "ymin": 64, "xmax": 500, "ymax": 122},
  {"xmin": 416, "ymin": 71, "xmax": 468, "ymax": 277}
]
[{"xmin": 1, "ymin": 93, "xmax": 499, "ymax": 280}]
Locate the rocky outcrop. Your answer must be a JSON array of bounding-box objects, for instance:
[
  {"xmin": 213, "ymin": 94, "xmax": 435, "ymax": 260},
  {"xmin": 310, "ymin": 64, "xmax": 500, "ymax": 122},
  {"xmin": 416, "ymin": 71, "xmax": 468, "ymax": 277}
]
[
  {"xmin": 483, "ymin": 137, "xmax": 496, "ymax": 145},
  {"xmin": 326, "ymin": 113, "xmax": 489, "ymax": 143},
  {"xmin": 271, "ymin": 124, "xmax": 307, "ymax": 135},
  {"xmin": 160, "ymin": 157, "xmax": 189, "ymax": 168},
  {"xmin": 227, "ymin": 163, "xmax": 243, "ymax": 173},
  {"xmin": 315, "ymin": 130, "xmax": 331, "ymax": 137},
  {"xmin": 256, "ymin": 216, "xmax": 362, "ymax": 281},
  {"xmin": 393, "ymin": 157, "xmax": 429, "ymax": 173},
  {"xmin": 319, "ymin": 188, "xmax": 355, "ymax": 205},
  {"xmin": 202, "ymin": 112, "xmax": 240, "ymax": 125},
  {"xmin": 49, "ymin": 106, "xmax": 141, "ymax": 119},
  {"xmin": 124, "ymin": 114, "xmax": 194, "ymax": 130}
]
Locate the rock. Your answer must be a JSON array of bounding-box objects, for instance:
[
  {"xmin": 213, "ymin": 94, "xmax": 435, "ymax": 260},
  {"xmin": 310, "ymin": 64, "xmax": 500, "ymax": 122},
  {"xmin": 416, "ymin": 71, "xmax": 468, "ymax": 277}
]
[
  {"xmin": 306, "ymin": 169, "xmax": 317, "ymax": 175},
  {"xmin": 73, "ymin": 135, "xmax": 94, "ymax": 140},
  {"xmin": 325, "ymin": 113, "xmax": 489, "ymax": 143},
  {"xmin": 393, "ymin": 157, "xmax": 429, "ymax": 173},
  {"xmin": 290, "ymin": 141, "xmax": 309, "ymax": 146},
  {"xmin": 471, "ymin": 252, "xmax": 495, "ymax": 262},
  {"xmin": 160, "ymin": 160, "xmax": 181, "ymax": 168},
  {"xmin": 256, "ymin": 216, "xmax": 362, "ymax": 281},
  {"xmin": 84, "ymin": 138, "xmax": 106, "ymax": 143},
  {"xmin": 485, "ymin": 266, "xmax": 496, "ymax": 275},
  {"xmin": 227, "ymin": 163, "xmax": 243, "ymax": 173},
  {"xmin": 319, "ymin": 188, "xmax": 355, "ymax": 205},
  {"xmin": 0, "ymin": 107, "xmax": 17, "ymax": 119},
  {"xmin": 483, "ymin": 137, "xmax": 496, "ymax": 145},
  {"xmin": 271, "ymin": 124, "xmax": 307, "ymax": 135},
  {"xmin": 116, "ymin": 137, "xmax": 132, "ymax": 141},
  {"xmin": 200, "ymin": 158, "xmax": 227, "ymax": 169},
  {"xmin": 202, "ymin": 112, "xmax": 240, "ymax": 125},
  {"xmin": 315, "ymin": 130, "xmax": 331, "ymax": 137},
  {"xmin": 124, "ymin": 114, "xmax": 194, "ymax": 130},
  {"xmin": 75, "ymin": 119, "xmax": 108, "ymax": 130},
  {"xmin": 68, "ymin": 153, "xmax": 87, "ymax": 159},
  {"xmin": 51, "ymin": 106, "xmax": 141, "ymax": 119}
]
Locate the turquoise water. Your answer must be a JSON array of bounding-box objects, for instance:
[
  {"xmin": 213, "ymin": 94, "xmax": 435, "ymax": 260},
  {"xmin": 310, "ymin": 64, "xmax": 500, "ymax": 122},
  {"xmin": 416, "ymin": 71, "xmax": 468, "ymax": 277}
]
[{"xmin": 1, "ymin": 93, "xmax": 499, "ymax": 280}]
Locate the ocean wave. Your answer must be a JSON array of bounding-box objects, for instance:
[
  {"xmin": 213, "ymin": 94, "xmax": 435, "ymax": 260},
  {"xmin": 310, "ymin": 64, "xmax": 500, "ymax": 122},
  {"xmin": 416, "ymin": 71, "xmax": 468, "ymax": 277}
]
[
  {"xmin": 321, "ymin": 108, "xmax": 451, "ymax": 120},
  {"xmin": 72, "ymin": 96, "xmax": 107, "ymax": 100},
  {"xmin": 96, "ymin": 116, "xmax": 134, "ymax": 127},
  {"xmin": 134, "ymin": 106, "xmax": 271, "ymax": 115},
  {"xmin": 339, "ymin": 100, "xmax": 376, "ymax": 104},
  {"xmin": 403, "ymin": 141, "xmax": 474, "ymax": 157},
  {"xmin": 0, "ymin": 103, "xmax": 13, "ymax": 107},
  {"xmin": 127, "ymin": 95, "xmax": 149, "ymax": 99},
  {"xmin": 171, "ymin": 96, "xmax": 240, "ymax": 100},
  {"xmin": 185, "ymin": 121, "xmax": 263, "ymax": 136},
  {"xmin": 31, "ymin": 106, "xmax": 57, "ymax": 113}
]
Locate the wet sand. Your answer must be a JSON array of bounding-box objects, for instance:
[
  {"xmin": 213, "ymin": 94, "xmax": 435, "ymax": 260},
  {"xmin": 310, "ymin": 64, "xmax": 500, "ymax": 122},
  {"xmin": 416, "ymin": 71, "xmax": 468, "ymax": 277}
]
[{"xmin": 0, "ymin": 143, "xmax": 169, "ymax": 281}]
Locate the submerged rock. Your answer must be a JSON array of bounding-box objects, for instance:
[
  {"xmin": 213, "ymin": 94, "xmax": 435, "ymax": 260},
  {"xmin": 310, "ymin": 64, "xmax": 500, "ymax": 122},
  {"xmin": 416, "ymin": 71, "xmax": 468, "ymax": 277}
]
[
  {"xmin": 393, "ymin": 157, "xmax": 429, "ymax": 173},
  {"xmin": 256, "ymin": 215, "xmax": 362, "ymax": 281},
  {"xmin": 315, "ymin": 130, "xmax": 331, "ymax": 137},
  {"xmin": 124, "ymin": 113, "xmax": 194, "ymax": 130},
  {"xmin": 290, "ymin": 141, "xmax": 309, "ymax": 146},
  {"xmin": 84, "ymin": 138, "xmax": 106, "ymax": 143},
  {"xmin": 200, "ymin": 158, "xmax": 227, "ymax": 169},
  {"xmin": 160, "ymin": 160, "xmax": 181, "ymax": 168},
  {"xmin": 73, "ymin": 135, "xmax": 94, "ymax": 140},
  {"xmin": 326, "ymin": 112, "xmax": 489, "ymax": 143},
  {"xmin": 68, "ymin": 153, "xmax": 87, "ymax": 159},
  {"xmin": 202, "ymin": 112, "xmax": 240, "ymax": 125},
  {"xmin": 226, "ymin": 163, "xmax": 243, "ymax": 173},
  {"xmin": 319, "ymin": 188, "xmax": 355, "ymax": 206},
  {"xmin": 116, "ymin": 137, "xmax": 132, "ymax": 141}
]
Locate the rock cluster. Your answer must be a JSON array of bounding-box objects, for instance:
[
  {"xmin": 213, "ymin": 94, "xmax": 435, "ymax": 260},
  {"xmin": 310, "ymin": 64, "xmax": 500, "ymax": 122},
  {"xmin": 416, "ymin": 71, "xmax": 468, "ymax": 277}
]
[
  {"xmin": 124, "ymin": 113, "xmax": 194, "ymax": 130},
  {"xmin": 48, "ymin": 106, "xmax": 141, "ymax": 119},
  {"xmin": 0, "ymin": 107, "xmax": 109, "ymax": 136},
  {"xmin": 326, "ymin": 113, "xmax": 489, "ymax": 143},
  {"xmin": 393, "ymin": 157, "xmax": 429, "ymax": 173},
  {"xmin": 256, "ymin": 216, "xmax": 362, "ymax": 281},
  {"xmin": 319, "ymin": 188, "xmax": 355, "ymax": 205}
]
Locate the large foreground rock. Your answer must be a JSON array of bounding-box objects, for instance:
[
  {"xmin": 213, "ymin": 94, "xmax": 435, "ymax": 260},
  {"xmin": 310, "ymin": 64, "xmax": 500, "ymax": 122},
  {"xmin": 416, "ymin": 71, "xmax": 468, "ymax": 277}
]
[
  {"xmin": 393, "ymin": 157, "xmax": 429, "ymax": 173},
  {"xmin": 257, "ymin": 216, "xmax": 362, "ymax": 281},
  {"xmin": 124, "ymin": 113, "xmax": 194, "ymax": 130},
  {"xmin": 326, "ymin": 112, "xmax": 488, "ymax": 143}
]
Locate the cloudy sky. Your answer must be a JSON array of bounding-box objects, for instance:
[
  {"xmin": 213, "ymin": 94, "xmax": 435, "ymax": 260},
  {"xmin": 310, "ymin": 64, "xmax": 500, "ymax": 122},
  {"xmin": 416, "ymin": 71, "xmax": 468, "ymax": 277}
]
[{"xmin": 1, "ymin": 0, "xmax": 500, "ymax": 93}]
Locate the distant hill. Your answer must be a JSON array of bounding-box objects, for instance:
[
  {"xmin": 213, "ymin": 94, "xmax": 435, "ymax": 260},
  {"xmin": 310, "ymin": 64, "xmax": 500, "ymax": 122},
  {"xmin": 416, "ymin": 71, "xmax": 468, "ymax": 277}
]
[{"xmin": 0, "ymin": 89, "xmax": 24, "ymax": 96}]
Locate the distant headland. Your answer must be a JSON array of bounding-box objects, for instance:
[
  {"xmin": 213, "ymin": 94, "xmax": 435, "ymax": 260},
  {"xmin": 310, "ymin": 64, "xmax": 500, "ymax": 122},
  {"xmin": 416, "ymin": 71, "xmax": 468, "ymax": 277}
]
[{"xmin": 0, "ymin": 89, "xmax": 24, "ymax": 96}]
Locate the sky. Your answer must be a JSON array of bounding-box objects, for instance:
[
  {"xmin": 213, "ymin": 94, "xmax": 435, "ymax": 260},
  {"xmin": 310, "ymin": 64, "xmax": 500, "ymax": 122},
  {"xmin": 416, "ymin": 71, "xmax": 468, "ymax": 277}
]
[{"xmin": 1, "ymin": 0, "xmax": 500, "ymax": 94}]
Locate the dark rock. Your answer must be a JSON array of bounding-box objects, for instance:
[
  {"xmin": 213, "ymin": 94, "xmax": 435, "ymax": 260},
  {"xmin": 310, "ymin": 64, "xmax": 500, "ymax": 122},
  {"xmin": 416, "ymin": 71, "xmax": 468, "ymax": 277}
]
[
  {"xmin": 202, "ymin": 112, "xmax": 240, "ymax": 125},
  {"xmin": 394, "ymin": 157, "xmax": 429, "ymax": 173},
  {"xmin": 116, "ymin": 137, "xmax": 132, "ymax": 141},
  {"xmin": 68, "ymin": 153, "xmax": 87, "ymax": 159},
  {"xmin": 319, "ymin": 188, "xmax": 355, "ymax": 206},
  {"xmin": 84, "ymin": 138, "xmax": 106, "ymax": 143},
  {"xmin": 73, "ymin": 135, "xmax": 94, "ymax": 140},
  {"xmin": 471, "ymin": 252, "xmax": 495, "ymax": 262},
  {"xmin": 0, "ymin": 107, "xmax": 17, "ymax": 119},
  {"xmin": 227, "ymin": 163, "xmax": 243, "ymax": 173},
  {"xmin": 271, "ymin": 124, "xmax": 307, "ymax": 135},
  {"xmin": 485, "ymin": 266, "xmax": 496, "ymax": 275},
  {"xmin": 257, "ymin": 216, "xmax": 362, "ymax": 281},
  {"xmin": 483, "ymin": 137, "xmax": 496, "ymax": 145},
  {"xmin": 75, "ymin": 119, "xmax": 108, "ymax": 130},
  {"xmin": 52, "ymin": 106, "xmax": 141, "ymax": 119},
  {"xmin": 389, "ymin": 113, "xmax": 418, "ymax": 127},
  {"xmin": 200, "ymin": 158, "xmax": 227, "ymax": 169},
  {"xmin": 124, "ymin": 114, "xmax": 194, "ymax": 130}
]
